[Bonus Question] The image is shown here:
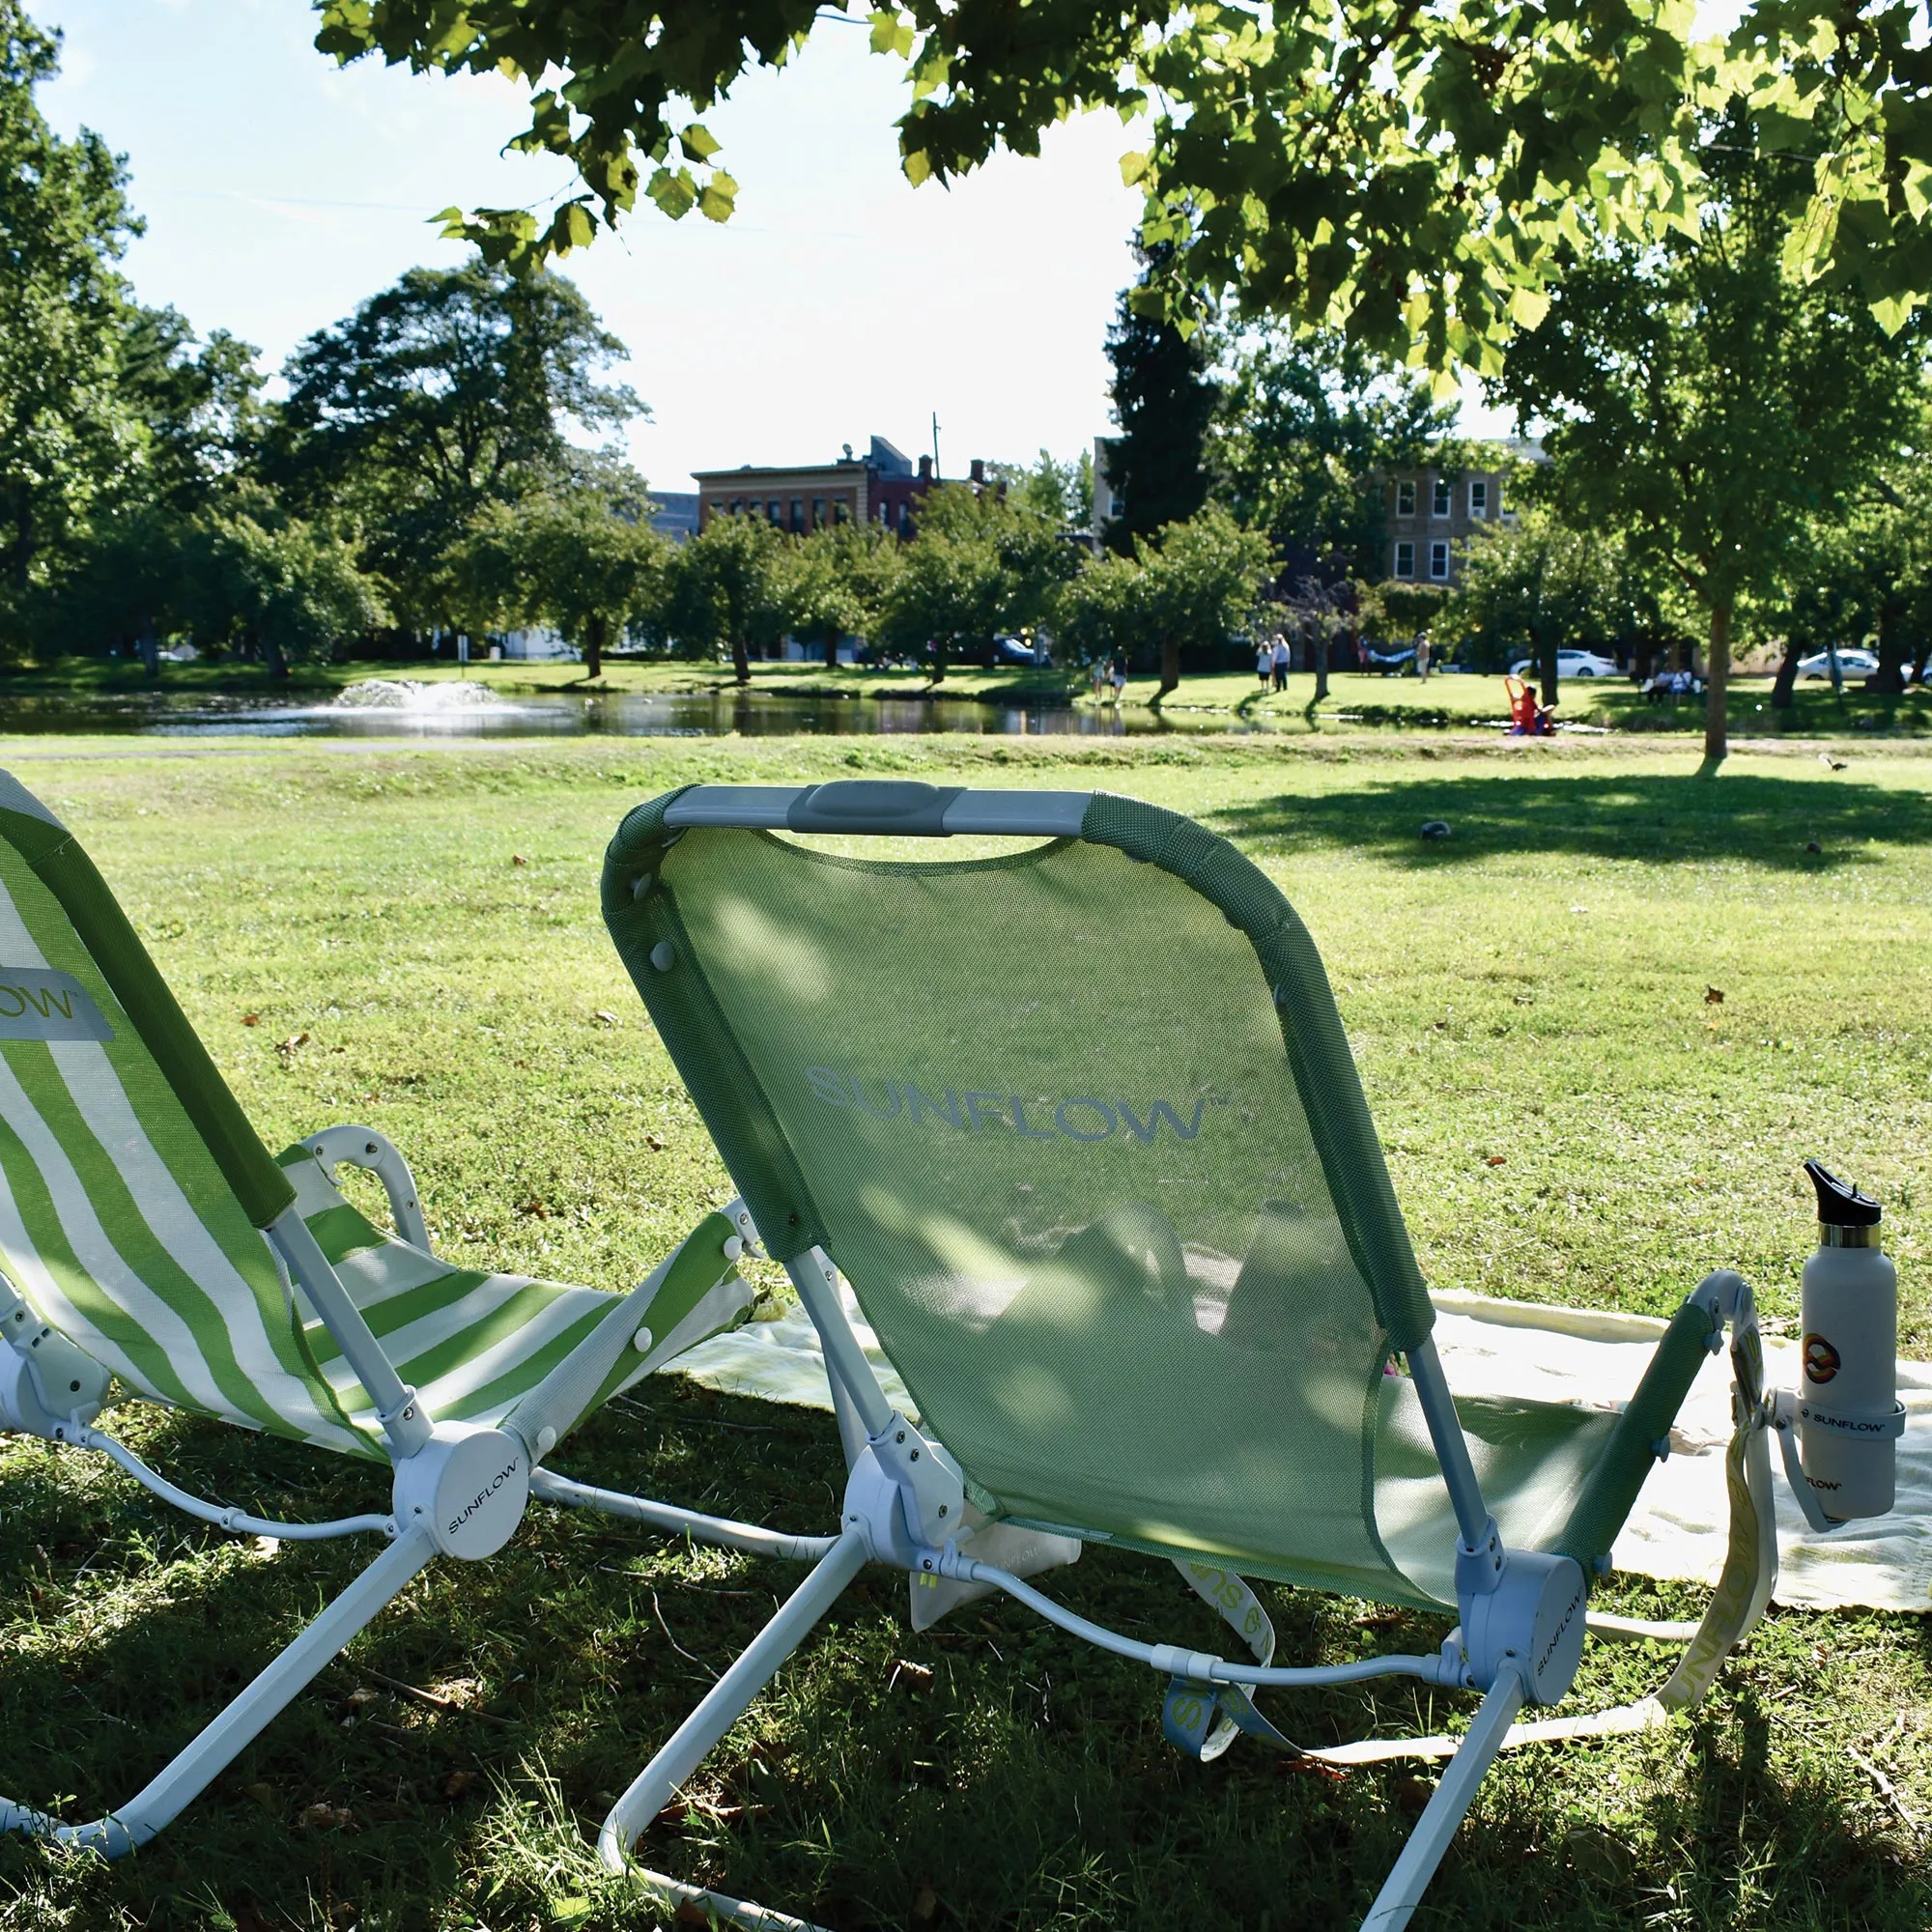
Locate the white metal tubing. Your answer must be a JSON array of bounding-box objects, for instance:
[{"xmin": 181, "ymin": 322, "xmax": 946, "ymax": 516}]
[
  {"xmin": 782, "ymin": 1250, "xmax": 894, "ymax": 1440},
  {"xmin": 0, "ymin": 1526, "xmax": 437, "ymax": 1857},
  {"xmin": 75, "ymin": 1426, "xmax": 393, "ymax": 1541},
  {"xmin": 625, "ymin": 1868, "xmax": 834, "ymax": 1932},
  {"xmin": 530, "ymin": 1468, "xmax": 841, "ymax": 1563},
  {"xmin": 961, "ymin": 1560, "xmax": 1456, "ymax": 1690},
  {"xmin": 1358, "ymin": 1668, "xmax": 1527, "ymax": 1930},
  {"xmin": 1405, "ymin": 1338, "xmax": 1492, "ymax": 1552},
  {"xmin": 302, "ymin": 1124, "xmax": 431, "ymax": 1252},
  {"xmin": 267, "ymin": 1206, "xmax": 431, "ymax": 1458},
  {"xmin": 598, "ymin": 1526, "xmax": 870, "ymax": 1867}
]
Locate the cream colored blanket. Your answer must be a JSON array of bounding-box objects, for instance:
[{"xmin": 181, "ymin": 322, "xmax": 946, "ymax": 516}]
[{"xmin": 672, "ymin": 1285, "xmax": 1932, "ymax": 1612}]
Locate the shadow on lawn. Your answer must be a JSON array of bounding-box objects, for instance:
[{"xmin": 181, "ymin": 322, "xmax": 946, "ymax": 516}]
[
  {"xmin": 1209, "ymin": 770, "xmax": 1932, "ymax": 872},
  {"xmin": 3, "ymin": 1381, "xmax": 1926, "ymax": 1929}
]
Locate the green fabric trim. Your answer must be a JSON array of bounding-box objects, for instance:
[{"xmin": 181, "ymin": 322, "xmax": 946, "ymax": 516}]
[
  {"xmin": 1077, "ymin": 793, "xmax": 1435, "ymax": 1352},
  {"xmin": 603, "ymin": 791, "xmax": 827, "ymax": 1262},
  {"xmin": 1553, "ymin": 1300, "xmax": 1718, "ymax": 1567},
  {"xmin": 0, "ymin": 802, "xmax": 294, "ymax": 1229}
]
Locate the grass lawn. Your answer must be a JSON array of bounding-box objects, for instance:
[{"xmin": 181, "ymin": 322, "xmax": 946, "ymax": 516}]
[{"xmin": 0, "ymin": 728, "xmax": 1927, "ymax": 1930}]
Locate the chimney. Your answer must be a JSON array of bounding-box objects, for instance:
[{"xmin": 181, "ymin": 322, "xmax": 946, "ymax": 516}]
[
  {"xmin": 969, "ymin": 458, "xmax": 985, "ymax": 487},
  {"xmin": 917, "ymin": 454, "xmax": 933, "ymax": 482}
]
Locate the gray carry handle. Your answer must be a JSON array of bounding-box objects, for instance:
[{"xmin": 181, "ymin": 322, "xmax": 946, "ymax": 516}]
[{"xmin": 664, "ymin": 781, "xmax": 1093, "ymax": 838}]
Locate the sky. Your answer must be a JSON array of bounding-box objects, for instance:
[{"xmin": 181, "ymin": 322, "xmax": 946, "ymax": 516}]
[{"xmin": 34, "ymin": 0, "xmax": 1149, "ymax": 494}]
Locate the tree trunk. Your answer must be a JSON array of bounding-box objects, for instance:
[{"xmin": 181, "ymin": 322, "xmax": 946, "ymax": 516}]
[
  {"xmin": 1155, "ymin": 634, "xmax": 1180, "ymax": 702},
  {"xmin": 1870, "ymin": 614, "xmax": 1908, "ymax": 694},
  {"xmin": 824, "ymin": 627, "xmax": 838, "ymax": 668},
  {"xmin": 1309, "ymin": 628, "xmax": 1329, "ymax": 702},
  {"xmin": 731, "ymin": 636, "xmax": 751, "ymax": 685},
  {"xmin": 928, "ymin": 638, "xmax": 947, "ymax": 684},
  {"xmin": 1702, "ymin": 601, "xmax": 1732, "ymax": 766},
  {"xmin": 1537, "ymin": 624, "xmax": 1559, "ymax": 711},
  {"xmin": 585, "ymin": 613, "xmax": 605, "ymax": 681},
  {"xmin": 1771, "ymin": 639, "xmax": 1802, "ymax": 710},
  {"xmin": 137, "ymin": 615, "xmax": 159, "ymax": 681},
  {"xmin": 264, "ymin": 633, "xmax": 289, "ymax": 680},
  {"xmin": 982, "ymin": 633, "xmax": 1000, "ymax": 673},
  {"xmin": 1632, "ymin": 635, "xmax": 1655, "ymax": 686}
]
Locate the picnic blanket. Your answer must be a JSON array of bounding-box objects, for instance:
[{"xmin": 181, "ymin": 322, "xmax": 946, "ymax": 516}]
[{"xmin": 674, "ymin": 1285, "xmax": 1932, "ymax": 1613}]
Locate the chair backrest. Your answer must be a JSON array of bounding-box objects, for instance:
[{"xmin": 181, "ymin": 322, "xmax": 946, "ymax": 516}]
[
  {"xmin": 0, "ymin": 771, "xmax": 367, "ymax": 1455},
  {"xmin": 606, "ymin": 782, "xmax": 1440, "ymax": 1603}
]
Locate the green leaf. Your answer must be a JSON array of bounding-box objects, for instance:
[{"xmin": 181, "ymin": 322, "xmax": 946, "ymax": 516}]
[
  {"xmin": 697, "ymin": 173, "xmax": 739, "ymax": 222},
  {"xmin": 679, "ymin": 121, "xmax": 721, "ymax": 162}
]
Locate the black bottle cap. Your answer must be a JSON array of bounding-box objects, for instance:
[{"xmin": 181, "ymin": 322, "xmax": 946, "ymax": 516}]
[{"xmin": 1804, "ymin": 1160, "xmax": 1882, "ymax": 1227}]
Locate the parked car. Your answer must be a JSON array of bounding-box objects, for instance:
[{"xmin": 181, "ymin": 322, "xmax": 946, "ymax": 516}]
[
  {"xmin": 1797, "ymin": 647, "xmax": 1880, "ymax": 682},
  {"xmin": 1508, "ymin": 649, "xmax": 1620, "ymax": 679}
]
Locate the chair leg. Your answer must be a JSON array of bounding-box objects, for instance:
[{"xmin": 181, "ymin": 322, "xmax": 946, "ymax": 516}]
[
  {"xmin": 0, "ymin": 1527, "xmax": 437, "ymax": 1856},
  {"xmin": 598, "ymin": 1525, "xmax": 869, "ymax": 1870},
  {"xmin": 1359, "ymin": 1671, "xmax": 1526, "ymax": 1931}
]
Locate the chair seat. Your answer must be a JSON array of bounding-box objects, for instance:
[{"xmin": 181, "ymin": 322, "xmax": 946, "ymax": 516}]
[{"xmin": 276, "ymin": 1149, "xmax": 741, "ymax": 1453}]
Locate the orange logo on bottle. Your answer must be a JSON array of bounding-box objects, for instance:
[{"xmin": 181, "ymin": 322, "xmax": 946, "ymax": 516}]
[{"xmin": 1803, "ymin": 1332, "xmax": 1841, "ymax": 1385}]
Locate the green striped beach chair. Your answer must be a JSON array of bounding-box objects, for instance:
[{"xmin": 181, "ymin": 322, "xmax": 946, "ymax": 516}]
[
  {"xmin": 0, "ymin": 769, "xmax": 771, "ymax": 1859},
  {"xmin": 592, "ymin": 780, "xmax": 1784, "ymax": 1932}
]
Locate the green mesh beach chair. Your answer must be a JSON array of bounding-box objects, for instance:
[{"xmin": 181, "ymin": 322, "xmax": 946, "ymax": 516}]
[
  {"xmin": 595, "ymin": 780, "xmax": 1782, "ymax": 1931},
  {"xmin": 0, "ymin": 769, "xmax": 776, "ymax": 1858}
]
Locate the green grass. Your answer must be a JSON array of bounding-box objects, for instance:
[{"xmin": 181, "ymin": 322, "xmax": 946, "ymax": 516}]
[{"xmin": 0, "ymin": 729, "xmax": 1928, "ymax": 1930}]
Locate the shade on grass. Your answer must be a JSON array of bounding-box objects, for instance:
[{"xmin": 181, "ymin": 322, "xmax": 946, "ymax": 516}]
[{"xmin": 0, "ymin": 728, "xmax": 1926, "ymax": 1930}]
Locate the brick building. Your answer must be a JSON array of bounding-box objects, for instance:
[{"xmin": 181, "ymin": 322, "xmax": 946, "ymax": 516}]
[
  {"xmin": 1381, "ymin": 440, "xmax": 1540, "ymax": 584},
  {"xmin": 693, "ymin": 435, "xmax": 938, "ymax": 537}
]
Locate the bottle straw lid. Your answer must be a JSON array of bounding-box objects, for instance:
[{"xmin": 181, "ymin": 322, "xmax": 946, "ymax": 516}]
[{"xmin": 1805, "ymin": 1159, "xmax": 1882, "ymax": 1227}]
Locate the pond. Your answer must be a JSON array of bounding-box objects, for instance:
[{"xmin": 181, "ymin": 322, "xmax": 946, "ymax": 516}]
[{"xmin": 0, "ymin": 680, "xmax": 1263, "ymax": 740}]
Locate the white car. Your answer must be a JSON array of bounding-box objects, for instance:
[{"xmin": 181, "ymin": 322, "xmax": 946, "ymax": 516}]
[
  {"xmin": 1508, "ymin": 649, "xmax": 1620, "ymax": 679},
  {"xmin": 1797, "ymin": 647, "xmax": 1880, "ymax": 681}
]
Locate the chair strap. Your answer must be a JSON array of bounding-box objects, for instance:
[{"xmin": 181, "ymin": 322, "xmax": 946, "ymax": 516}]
[{"xmin": 1160, "ymin": 1559, "xmax": 1303, "ymax": 1760}]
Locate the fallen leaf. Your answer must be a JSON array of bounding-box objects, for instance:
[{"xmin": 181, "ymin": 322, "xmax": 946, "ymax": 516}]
[
  {"xmin": 298, "ymin": 1802, "xmax": 354, "ymax": 1831},
  {"xmin": 1486, "ymin": 1154, "xmax": 1507, "ymax": 1167},
  {"xmin": 441, "ymin": 1769, "xmax": 479, "ymax": 1800},
  {"xmin": 645, "ymin": 1133, "xmax": 665, "ymax": 1153},
  {"xmin": 1704, "ymin": 986, "xmax": 1724, "ymax": 1005},
  {"xmin": 277, "ymin": 1032, "xmax": 310, "ymax": 1058},
  {"xmin": 911, "ymin": 1882, "xmax": 941, "ymax": 1925},
  {"xmin": 242, "ymin": 1013, "xmax": 260, "ymax": 1027},
  {"xmin": 889, "ymin": 1658, "xmax": 935, "ymax": 1692},
  {"xmin": 510, "ymin": 854, "xmax": 526, "ymax": 866},
  {"xmin": 345, "ymin": 1687, "xmax": 378, "ymax": 1711},
  {"xmin": 1511, "ymin": 992, "xmax": 1534, "ymax": 1006},
  {"xmin": 591, "ymin": 1009, "xmax": 620, "ymax": 1028},
  {"xmin": 516, "ymin": 1198, "xmax": 551, "ymax": 1219},
  {"xmin": 242, "ymin": 1781, "xmax": 278, "ymax": 1813}
]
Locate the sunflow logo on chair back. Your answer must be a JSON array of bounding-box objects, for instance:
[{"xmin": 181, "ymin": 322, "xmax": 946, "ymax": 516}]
[
  {"xmin": 805, "ymin": 1066, "xmax": 1214, "ymax": 1146},
  {"xmin": 0, "ymin": 969, "xmax": 113, "ymax": 1043}
]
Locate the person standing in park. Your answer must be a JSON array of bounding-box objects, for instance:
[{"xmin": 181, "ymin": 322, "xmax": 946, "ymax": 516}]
[
  {"xmin": 1271, "ymin": 632, "xmax": 1291, "ymax": 692},
  {"xmin": 1256, "ymin": 638, "xmax": 1273, "ymax": 690},
  {"xmin": 1415, "ymin": 634, "xmax": 1432, "ymax": 682},
  {"xmin": 1092, "ymin": 656, "xmax": 1109, "ymax": 706},
  {"xmin": 1110, "ymin": 654, "xmax": 1127, "ymax": 705}
]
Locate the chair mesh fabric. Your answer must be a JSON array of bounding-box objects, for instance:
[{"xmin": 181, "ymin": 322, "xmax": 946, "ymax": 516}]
[
  {"xmin": 606, "ymin": 787, "xmax": 1704, "ymax": 1608},
  {"xmin": 612, "ymin": 794, "xmax": 1443, "ymax": 1602},
  {"xmin": 278, "ymin": 1150, "xmax": 754, "ymax": 1454}
]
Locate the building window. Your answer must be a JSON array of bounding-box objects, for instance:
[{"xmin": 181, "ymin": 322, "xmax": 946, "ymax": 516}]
[
  {"xmin": 1469, "ymin": 478, "xmax": 1488, "ymax": 519},
  {"xmin": 790, "ymin": 497, "xmax": 804, "ymax": 531},
  {"xmin": 812, "ymin": 497, "xmax": 826, "ymax": 527},
  {"xmin": 833, "ymin": 497, "xmax": 849, "ymax": 524},
  {"xmin": 1431, "ymin": 477, "xmax": 1451, "ymax": 517},
  {"xmin": 767, "ymin": 499, "xmax": 782, "ymax": 524},
  {"xmin": 1394, "ymin": 541, "xmax": 1415, "ymax": 579},
  {"xmin": 899, "ymin": 502, "xmax": 912, "ymax": 535},
  {"xmin": 1429, "ymin": 540, "xmax": 1450, "ymax": 580},
  {"xmin": 1396, "ymin": 479, "xmax": 1416, "ymax": 517},
  {"xmin": 729, "ymin": 497, "xmax": 744, "ymax": 517}
]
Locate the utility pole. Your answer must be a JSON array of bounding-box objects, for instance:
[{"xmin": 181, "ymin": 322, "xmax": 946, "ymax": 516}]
[{"xmin": 931, "ymin": 412, "xmax": 941, "ymax": 479}]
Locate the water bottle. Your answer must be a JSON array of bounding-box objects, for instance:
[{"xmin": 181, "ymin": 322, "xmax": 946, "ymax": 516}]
[{"xmin": 1798, "ymin": 1160, "xmax": 1902, "ymax": 1521}]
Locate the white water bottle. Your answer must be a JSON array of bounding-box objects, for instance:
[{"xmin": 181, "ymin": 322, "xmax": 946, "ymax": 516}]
[{"xmin": 1798, "ymin": 1160, "xmax": 1902, "ymax": 1521}]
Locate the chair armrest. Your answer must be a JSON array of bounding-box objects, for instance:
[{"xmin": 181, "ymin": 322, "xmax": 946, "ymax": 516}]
[{"xmin": 299, "ymin": 1124, "xmax": 432, "ymax": 1253}]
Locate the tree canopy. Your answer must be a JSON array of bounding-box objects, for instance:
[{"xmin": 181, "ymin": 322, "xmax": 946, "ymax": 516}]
[{"xmin": 316, "ymin": 2, "xmax": 1932, "ymax": 363}]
